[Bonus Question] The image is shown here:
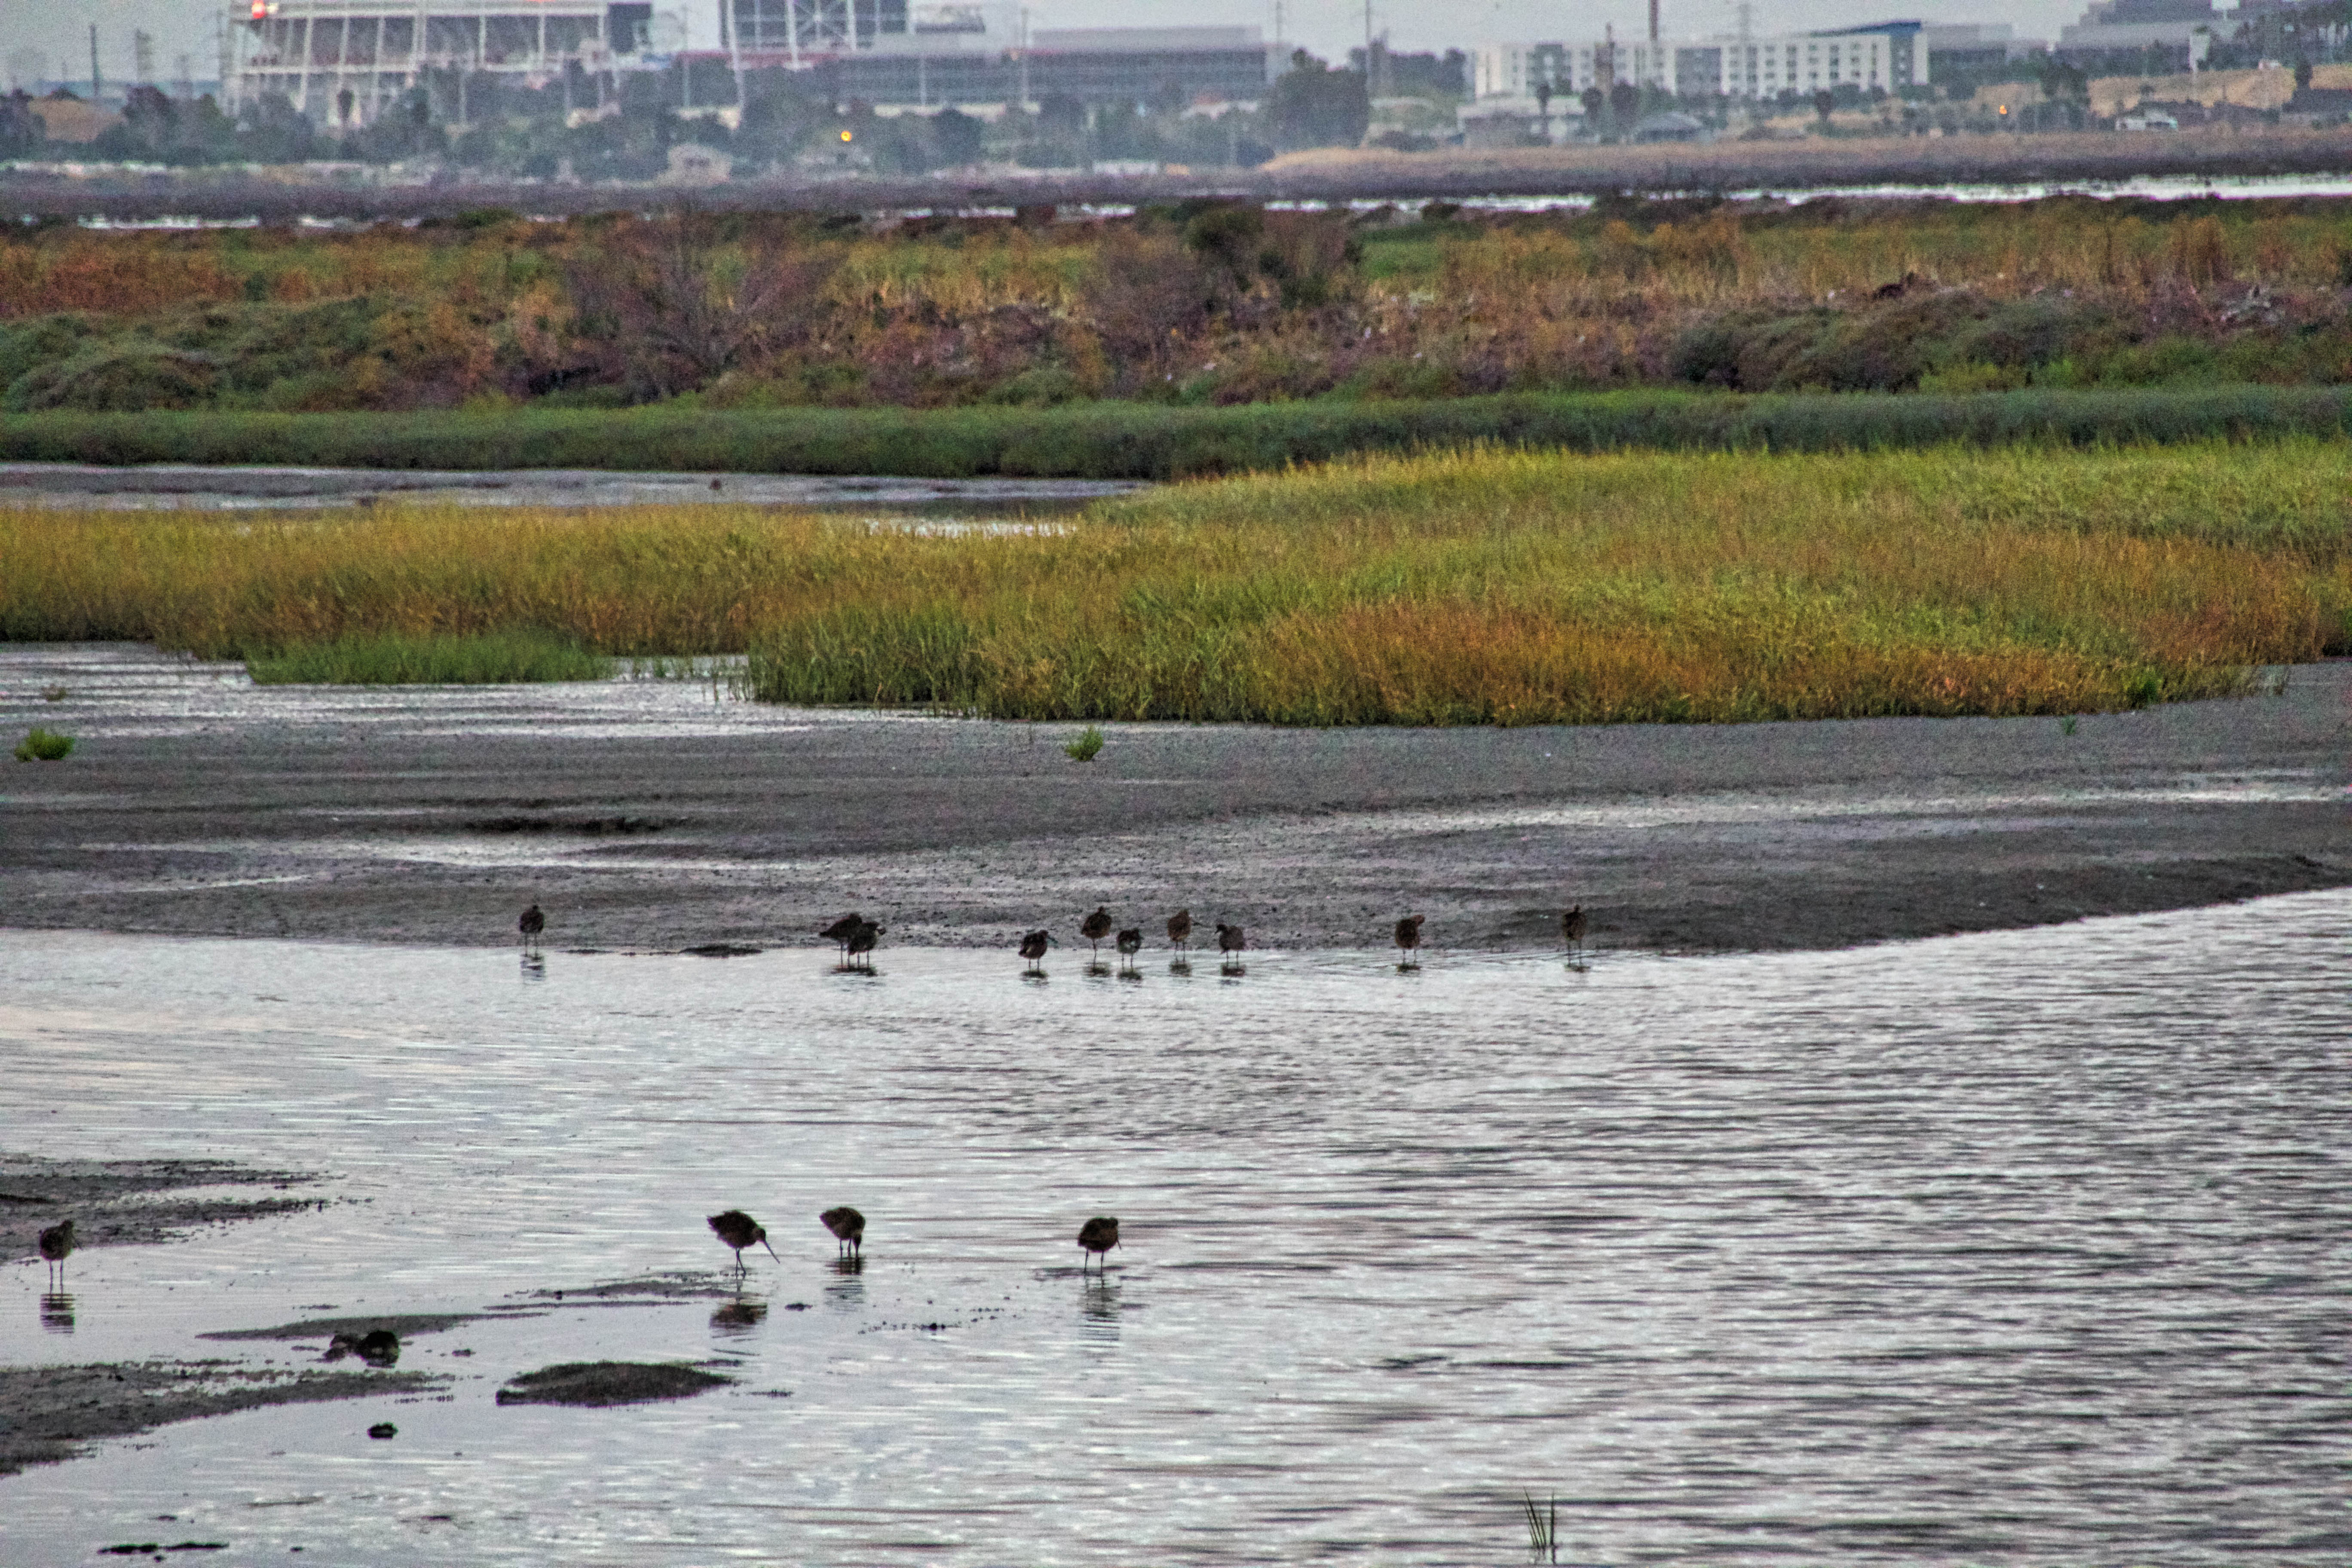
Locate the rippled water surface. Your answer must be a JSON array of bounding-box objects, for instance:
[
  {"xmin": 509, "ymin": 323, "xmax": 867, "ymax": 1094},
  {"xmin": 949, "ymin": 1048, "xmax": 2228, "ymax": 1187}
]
[{"xmin": 1, "ymin": 904, "xmax": 2346, "ymax": 1565}]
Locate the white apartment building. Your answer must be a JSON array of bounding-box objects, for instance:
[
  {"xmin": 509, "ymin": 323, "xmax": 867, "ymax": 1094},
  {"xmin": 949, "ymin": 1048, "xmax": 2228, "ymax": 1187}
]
[
  {"xmin": 1478, "ymin": 22, "xmax": 1926, "ymax": 104},
  {"xmin": 1473, "ymin": 39, "xmax": 1673, "ymax": 99}
]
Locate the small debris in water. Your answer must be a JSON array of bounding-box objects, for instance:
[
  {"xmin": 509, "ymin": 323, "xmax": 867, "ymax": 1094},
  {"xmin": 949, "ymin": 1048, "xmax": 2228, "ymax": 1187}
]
[{"xmin": 367, "ymin": 1422, "xmax": 397, "ymax": 1439}]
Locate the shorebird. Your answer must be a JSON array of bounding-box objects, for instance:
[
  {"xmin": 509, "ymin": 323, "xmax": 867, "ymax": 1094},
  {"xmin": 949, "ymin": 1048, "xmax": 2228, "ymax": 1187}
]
[
  {"xmin": 820, "ymin": 1205, "xmax": 865, "ymax": 1258},
  {"xmin": 1077, "ymin": 1216, "xmax": 1120, "ymax": 1273},
  {"xmin": 707, "ymin": 1209, "xmax": 780, "ymax": 1271},
  {"xmin": 1019, "ymin": 929, "xmax": 1056, "ymax": 971},
  {"xmin": 821, "ymin": 912, "xmax": 864, "ymax": 961},
  {"xmin": 518, "ymin": 903, "xmax": 545, "ymax": 951},
  {"xmin": 1216, "ymin": 922, "xmax": 1245, "ymax": 963},
  {"xmin": 1115, "ymin": 927, "xmax": 1142, "ymax": 970},
  {"xmin": 1394, "ymin": 914, "xmax": 1424, "ymax": 965},
  {"xmin": 37, "ymin": 1219, "xmax": 73, "ymax": 1286},
  {"xmin": 1562, "ymin": 905, "xmax": 1587, "ymax": 961},
  {"xmin": 1079, "ymin": 906, "xmax": 1113, "ymax": 959},
  {"xmin": 845, "ymin": 920, "xmax": 883, "ymax": 970},
  {"xmin": 1166, "ymin": 909, "xmax": 1193, "ymax": 954}
]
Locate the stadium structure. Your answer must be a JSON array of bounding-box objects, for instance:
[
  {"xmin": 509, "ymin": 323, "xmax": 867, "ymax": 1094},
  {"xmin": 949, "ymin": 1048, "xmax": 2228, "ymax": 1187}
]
[{"xmin": 227, "ymin": 0, "xmax": 1276, "ymax": 126}]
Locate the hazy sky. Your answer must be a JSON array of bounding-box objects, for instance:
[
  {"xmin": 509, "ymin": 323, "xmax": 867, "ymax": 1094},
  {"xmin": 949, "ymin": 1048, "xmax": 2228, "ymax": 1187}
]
[{"xmin": 2, "ymin": 1, "xmax": 2102, "ymax": 92}]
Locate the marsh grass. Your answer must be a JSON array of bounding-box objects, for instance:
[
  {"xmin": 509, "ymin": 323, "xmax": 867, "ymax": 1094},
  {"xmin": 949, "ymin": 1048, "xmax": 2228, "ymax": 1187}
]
[
  {"xmin": 14, "ymin": 727, "xmax": 75, "ymax": 761},
  {"xmin": 1522, "ymin": 1493, "xmax": 1559, "ymax": 1565},
  {"xmin": 1064, "ymin": 725, "xmax": 1106, "ymax": 761},
  {"xmin": 5, "ymin": 442, "xmax": 2347, "ymax": 725},
  {"xmin": 12, "ymin": 386, "xmax": 2352, "ymax": 480},
  {"xmin": 245, "ymin": 629, "xmax": 610, "ymax": 686}
]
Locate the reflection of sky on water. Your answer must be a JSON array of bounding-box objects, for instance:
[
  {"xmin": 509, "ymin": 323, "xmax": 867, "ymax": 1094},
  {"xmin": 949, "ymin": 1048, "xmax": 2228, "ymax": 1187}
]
[{"xmin": 1, "ymin": 898, "xmax": 2346, "ymax": 1565}]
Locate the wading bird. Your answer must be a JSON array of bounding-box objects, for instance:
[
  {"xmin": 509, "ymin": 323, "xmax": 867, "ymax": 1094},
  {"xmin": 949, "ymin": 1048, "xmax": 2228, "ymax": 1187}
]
[
  {"xmin": 845, "ymin": 920, "xmax": 883, "ymax": 970},
  {"xmin": 821, "ymin": 913, "xmax": 864, "ymax": 962},
  {"xmin": 1216, "ymin": 923, "xmax": 1245, "ymax": 963},
  {"xmin": 37, "ymin": 1219, "xmax": 73, "ymax": 1286},
  {"xmin": 820, "ymin": 1206, "xmax": 865, "ymax": 1258},
  {"xmin": 707, "ymin": 1210, "xmax": 779, "ymax": 1271},
  {"xmin": 1077, "ymin": 1216, "xmax": 1120, "ymax": 1274},
  {"xmin": 1166, "ymin": 909, "xmax": 1193, "ymax": 954},
  {"xmin": 519, "ymin": 903, "xmax": 545, "ymax": 951},
  {"xmin": 1115, "ymin": 928, "xmax": 1142, "ymax": 971},
  {"xmin": 1562, "ymin": 905, "xmax": 1587, "ymax": 962},
  {"xmin": 1394, "ymin": 914, "xmax": 1424, "ymax": 965},
  {"xmin": 1019, "ymin": 929, "xmax": 1056, "ymax": 972},
  {"xmin": 1079, "ymin": 906, "xmax": 1113, "ymax": 960}
]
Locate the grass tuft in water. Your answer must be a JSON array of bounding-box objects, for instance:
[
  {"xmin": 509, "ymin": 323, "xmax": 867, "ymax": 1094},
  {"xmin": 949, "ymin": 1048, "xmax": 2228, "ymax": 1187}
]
[
  {"xmin": 1064, "ymin": 724, "xmax": 1106, "ymax": 762},
  {"xmin": 14, "ymin": 726, "xmax": 74, "ymax": 761},
  {"xmin": 1523, "ymin": 1492, "xmax": 1559, "ymax": 1565},
  {"xmin": 246, "ymin": 629, "xmax": 610, "ymax": 686}
]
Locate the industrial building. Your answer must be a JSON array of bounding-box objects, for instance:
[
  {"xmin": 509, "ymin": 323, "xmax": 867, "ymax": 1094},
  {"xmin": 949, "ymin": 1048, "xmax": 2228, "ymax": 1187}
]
[
  {"xmin": 1478, "ymin": 19, "xmax": 1938, "ymax": 105},
  {"xmin": 228, "ymin": 0, "xmax": 651, "ymax": 125},
  {"xmin": 228, "ymin": 0, "xmax": 1274, "ymax": 127}
]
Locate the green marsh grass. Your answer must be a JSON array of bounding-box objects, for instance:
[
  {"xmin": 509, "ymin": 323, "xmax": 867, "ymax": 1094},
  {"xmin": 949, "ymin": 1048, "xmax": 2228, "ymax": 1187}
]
[
  {"xmin": 14, "ymin": 727, "xmax": 74, "ymax": 760},
  {"xmin": 5, "ymin": 442, "xmax": 2348, "ymax": 725},
  {"xmin": 1064, "ymin": 725, "xmax": 1106, "ymax": 761},
  {"xmin": 245, "ymin": 629, "xmax": 610, "ymax": 686},
  {"xmin": 12, "ymin": 386, "xmax": 2352, "ymax": 481}
]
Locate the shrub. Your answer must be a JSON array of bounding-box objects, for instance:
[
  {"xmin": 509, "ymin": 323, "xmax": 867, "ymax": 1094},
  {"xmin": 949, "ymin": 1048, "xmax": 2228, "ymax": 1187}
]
[
  {"xmin": 1064, "ymin": 725, "xmax": 1106, "ymax": 761},
  {"xmin": 14, "ymin": 727, "xmax": 74, "ymax": 761}
]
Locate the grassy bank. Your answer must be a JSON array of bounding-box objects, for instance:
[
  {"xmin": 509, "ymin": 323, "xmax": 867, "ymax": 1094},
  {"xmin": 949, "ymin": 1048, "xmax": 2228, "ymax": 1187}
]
[
  {"xmin": 13, "ymin": 387, "xmax": 2352, "ymax": 481},
  {"xmin": 245, "ymin": 629, "xmax": 609, "ymax": 685},
  {"xmin": 6, "ymin": 442, "xmax": 2347, "ymax": 724}
]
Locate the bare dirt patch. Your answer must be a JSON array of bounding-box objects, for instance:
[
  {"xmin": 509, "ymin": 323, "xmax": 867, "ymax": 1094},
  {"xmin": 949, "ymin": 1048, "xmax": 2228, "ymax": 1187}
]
[
  {"xmin": 0, "ymin": 1362, "xmax": 439, "ymax": 1476},
  {"xmin": 0, "ymin": 1154, "xmax": 321, "ymax": 1262},
  {"xmin": 495, "ymin": 1361, "xmax": 733, "ymax": 1407}
]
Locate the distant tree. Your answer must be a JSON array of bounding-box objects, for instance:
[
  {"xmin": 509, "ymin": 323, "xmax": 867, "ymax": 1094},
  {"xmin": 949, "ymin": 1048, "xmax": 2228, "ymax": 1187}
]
[
  {"xmin": 1533, "ymin": 79, "xmax": 1552, "ymax": 125},
  {"xmin": 0, "ymin": 89, "xmax": 41, "ymax": 157},
  {"xmin": 1813, "ymin": 87, "xmax": 1836, "ymax": 126},
  {"xmin": 1267, "ymin": 49, "xmax": 1369, "ymax": 150},
  {"xmin": 1580, "ymin": 85, "xmax": 1605, "ymax": 125},
  {"xmin": 930, "ymin": 106, "xmax": 983, "ymax": 167},
  {"xmin": 2296, "ymin": 58, "xmax": 2314, "ymax": 91},
  {"xmin": 1609, "ymin": 80, "xmax": 1641, "ymax": 127}
]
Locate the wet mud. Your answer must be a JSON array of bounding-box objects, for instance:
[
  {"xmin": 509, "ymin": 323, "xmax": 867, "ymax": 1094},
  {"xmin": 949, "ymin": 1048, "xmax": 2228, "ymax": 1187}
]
[
  {"xmin": 3, "ymin": 645, "xmax": 2346, "ymax": 958},
  {"xmin": 493, "ymin": 1361, "xmax": 735, "ymax": 1407},
  {"xmin": 0, "ymin": 1155, "xmax": 320, "ymax": 1262},
  {"xmin": 0, "ymin": 1361, "xmax": 439, "ymax": 1476}
]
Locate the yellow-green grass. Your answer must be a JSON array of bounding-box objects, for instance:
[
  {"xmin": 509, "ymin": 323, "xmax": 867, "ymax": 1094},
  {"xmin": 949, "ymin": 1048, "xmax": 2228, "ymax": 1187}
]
[
  {"xmin": 4, "ymin": 441, "xmax": 2347, "ymax": 725},
  {"xmin": 245, "ymin": 628, "xmax": 609, "ymax": 685}
]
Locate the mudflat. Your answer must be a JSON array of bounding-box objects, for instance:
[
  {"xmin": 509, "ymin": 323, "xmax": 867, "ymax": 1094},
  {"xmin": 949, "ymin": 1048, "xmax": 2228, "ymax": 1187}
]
[{"xmin": 3, "ymin": 645, "xmax": 2344, "ymax": 956}]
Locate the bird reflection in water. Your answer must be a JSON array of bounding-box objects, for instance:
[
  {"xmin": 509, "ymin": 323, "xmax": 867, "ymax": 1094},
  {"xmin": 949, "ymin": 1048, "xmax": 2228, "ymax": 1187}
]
[
  {"xmin": 1080, "ymin": 1277, "xmax": 1121, "ymax": 1336},
  {"xmin": 1167, "ymin": 957, "xmax": 1191, "ymax": 977},
  {"xmin": 710, "ymin": 1295, "xmax": 768, "ymax": 1338},
  {"xmin": 520, "ymin": 952, "xmax": 546, "ymax": 982},
  {"xmin": 825, "ymin": 1255, "xmax": 866, "ymax": 1310},
  {"xmin": 38, "ymin": 1293, "xmax": 74, "ymax": 1334}
]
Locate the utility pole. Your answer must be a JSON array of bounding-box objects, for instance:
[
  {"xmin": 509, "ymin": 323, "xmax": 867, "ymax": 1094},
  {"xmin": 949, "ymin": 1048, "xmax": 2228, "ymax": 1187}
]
[{"xmin": 89, "ymin": 24, "xmax": 101, "ymax": 102}]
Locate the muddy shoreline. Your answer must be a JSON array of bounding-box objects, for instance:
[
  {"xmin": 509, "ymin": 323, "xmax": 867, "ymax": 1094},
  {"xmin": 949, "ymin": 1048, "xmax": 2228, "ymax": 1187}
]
[{"xmin": 3, "ymin": 645, "xmax": 2346, "ymax": 958}]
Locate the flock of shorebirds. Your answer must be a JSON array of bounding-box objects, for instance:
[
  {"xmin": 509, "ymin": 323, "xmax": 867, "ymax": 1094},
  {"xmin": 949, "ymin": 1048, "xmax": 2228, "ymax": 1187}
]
[
  {"xmin": 517, "ymin": 902, "xmax": 1592, "ymax": 970},
  {"xmin": 708, "ymin": 1205, "xmax": 1121, "ymax": 1275}
]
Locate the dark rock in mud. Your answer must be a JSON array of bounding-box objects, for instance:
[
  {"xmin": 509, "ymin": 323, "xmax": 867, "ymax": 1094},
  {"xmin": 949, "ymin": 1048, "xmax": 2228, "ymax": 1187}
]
[
  {"xmin": 495, "ymin": 1361, "xmax": 734, "ymax": 1407},
  {"xmin": 324, "ymin": 1329, "xmax": 401, "ymax": 1366},
  {"xmin": 202, "ymin": 1312, "xmax": 490, "ymax": 1343}
]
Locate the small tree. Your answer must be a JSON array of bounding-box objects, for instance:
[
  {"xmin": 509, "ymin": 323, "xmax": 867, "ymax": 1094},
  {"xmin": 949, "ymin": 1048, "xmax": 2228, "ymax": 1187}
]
[
  {"xmin": 1268, "ymin": 49, "xmax": 1370, "ymax": 150},
  {"xmin": 1609, "ymin": 80, "xmax": 1641, "ymax": 130},
  {"xmin": 1813, "ymin": 87, "xmax": 1836, "ymax": 126},
  {"xmin": 2296, "ymin": 58, "xmax": 2314, "ymax": 91}
]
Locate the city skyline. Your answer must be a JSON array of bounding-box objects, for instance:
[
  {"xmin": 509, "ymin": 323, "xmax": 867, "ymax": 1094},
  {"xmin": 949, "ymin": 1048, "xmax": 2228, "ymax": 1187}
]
[{"xmin": 0, "ymin": 1, "xmax": 2123, "ymax": 93}]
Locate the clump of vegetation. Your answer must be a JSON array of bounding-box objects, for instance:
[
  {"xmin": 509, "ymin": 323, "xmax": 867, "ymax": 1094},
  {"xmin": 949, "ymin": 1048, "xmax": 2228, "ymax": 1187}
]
[
  {"xmin": 14, "ymin": 727, "xmax": 74, "ymax": 761},
  {"xmin": 1064, "ymin": 725, "xmax": 1106, "ymax": 761},
  {"xmin": 245, "ymin": 630, "xmax": 610, "ymax": 686},
  {"xmin": 5, "ymin": 442, "xmax": 2345, "ymax": 726},
  {"xmin": 11, "ymin": 196, "xmax": 2352, "ymax": 415}
]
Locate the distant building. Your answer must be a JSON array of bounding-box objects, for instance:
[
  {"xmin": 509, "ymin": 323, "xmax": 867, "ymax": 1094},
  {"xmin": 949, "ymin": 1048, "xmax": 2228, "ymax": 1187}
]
[
  {"xmin": 2059, "ymin": 0, "xmax": 2299, "ymax": 64},
  {"xmin": 1482, "ymin": 21, "xmax": 1930, "ymax": 104}
]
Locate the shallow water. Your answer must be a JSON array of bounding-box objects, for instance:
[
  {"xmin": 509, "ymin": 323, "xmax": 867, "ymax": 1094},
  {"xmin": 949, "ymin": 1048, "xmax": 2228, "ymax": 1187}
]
[
  {"xmin": 0, "ymin": 462, "xmax": 1141, "ymax": 514},
  {"xmin": 1, "ymin": 900, "xmax": 2346, "ymax": 1565}
]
